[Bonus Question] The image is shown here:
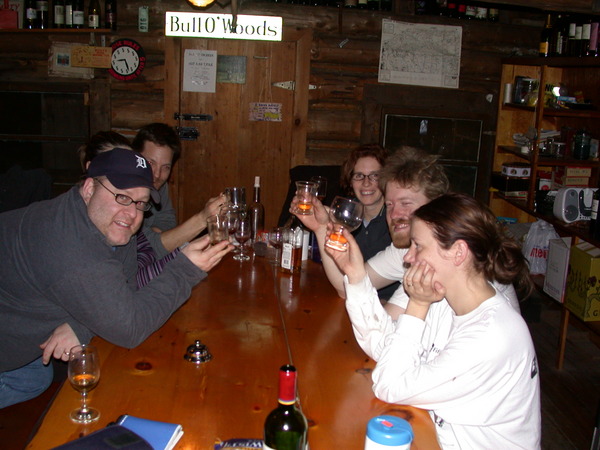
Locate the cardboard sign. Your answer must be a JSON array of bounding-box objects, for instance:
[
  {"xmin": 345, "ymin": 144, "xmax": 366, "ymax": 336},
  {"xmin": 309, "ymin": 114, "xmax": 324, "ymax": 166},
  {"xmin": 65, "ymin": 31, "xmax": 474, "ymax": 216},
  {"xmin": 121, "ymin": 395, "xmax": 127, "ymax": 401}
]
[{"xmin": 71, "ymin": 46, "xmax": 112, "ymax": 68}]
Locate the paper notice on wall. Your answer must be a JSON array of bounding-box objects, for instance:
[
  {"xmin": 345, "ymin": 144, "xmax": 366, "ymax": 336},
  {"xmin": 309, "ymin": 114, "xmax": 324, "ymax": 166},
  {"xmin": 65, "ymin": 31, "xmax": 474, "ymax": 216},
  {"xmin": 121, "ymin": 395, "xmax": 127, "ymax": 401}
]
[
  {"xmin": 378, "ymin": 19, "xmax": 462, "ymax": 89},
  {"xmin": 249, "ymin": 102, "xmax": 282, "ymax": 122},
  {"xmin": 183, "ymin": 49, "xmax": 217, "ymax": 93}
]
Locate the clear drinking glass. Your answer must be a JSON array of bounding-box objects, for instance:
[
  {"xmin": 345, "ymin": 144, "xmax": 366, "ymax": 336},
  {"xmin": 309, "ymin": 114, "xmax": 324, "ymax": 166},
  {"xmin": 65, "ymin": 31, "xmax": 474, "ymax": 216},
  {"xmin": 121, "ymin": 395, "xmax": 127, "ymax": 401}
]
[
  {"xmin": 207, "ymin": 214, "xmax": 229, "ymax": 245},
  {"xmin": 68, "ymin": 344, "xmax": 101, "ymax": 424},
  {"xmin": 325, "ymin": 196, "xmax": 364, "ymax": 252},
  {"xmin": 292, "ymin": 181, "xmax": 318, "ymax": 215},
  {"xmin": 268, "ymin": 226, "xmax": 284, "ymax": 264},
  {"xmin": 220, "ymin": 205, "xmax": 241, "ymax": 252},
  {"xmin": 310, "ymin": 176, "xmax": 328, "ymax": 202},
  {"xmin": 234, "ymin": 216, "xmax": 252, "ymax": 261},
  {"xmin": 224, "ymin": 186, "xmax": 246, "ymax": 214}
]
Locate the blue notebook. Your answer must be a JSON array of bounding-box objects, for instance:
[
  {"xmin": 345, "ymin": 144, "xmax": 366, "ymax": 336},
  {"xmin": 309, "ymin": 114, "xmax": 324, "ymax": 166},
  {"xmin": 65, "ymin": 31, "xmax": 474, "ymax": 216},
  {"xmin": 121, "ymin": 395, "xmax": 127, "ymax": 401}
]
[{"xmin": 117, "ymin": 415, "xmax": 183, "ymax": 450}]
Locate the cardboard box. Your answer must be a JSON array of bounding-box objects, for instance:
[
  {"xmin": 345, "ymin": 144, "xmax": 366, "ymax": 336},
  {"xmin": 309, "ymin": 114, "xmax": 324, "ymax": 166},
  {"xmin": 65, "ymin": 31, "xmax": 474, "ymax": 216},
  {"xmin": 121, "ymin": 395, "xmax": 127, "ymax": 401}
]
[
  {"xmin": 554, "ymin": 166, "xmax": 593, "ymax": 178},
  {"xmin": 491, "ymin": 172, "xmax": 529, "ymax": 194},
  {"xmin": 544, "ymin": 237, "xmax": 572, "ymax": 303},
  {"xmin": 564, "ymin": 241, "xmax": 600, "ymax": 321}
]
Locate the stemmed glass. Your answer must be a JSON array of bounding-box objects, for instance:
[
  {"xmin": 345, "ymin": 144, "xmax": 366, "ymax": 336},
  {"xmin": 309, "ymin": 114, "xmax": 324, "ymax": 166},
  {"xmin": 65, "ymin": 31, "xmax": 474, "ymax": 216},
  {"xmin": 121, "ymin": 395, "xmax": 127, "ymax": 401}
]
[
  {"xmin": 311, "ymin": 176, "xmax": 328, "ymax": 202},
  {"xmin": 268, "ymin": 227, "xmax": 283, "ymax": 264},
  {"xmin": 325, "ymin": 196, "xmax": 364, "ymax": 252},
  {"xmin": 234, "ymin": 216, "xmax": 252, "ymax": 261},
  {"xmin": 68, "ymin": 344, "xmax": 101, "ymax": 424},
  {"xmin": 220, "ymin": 205, "xmax": 241, "ymax": 252}
]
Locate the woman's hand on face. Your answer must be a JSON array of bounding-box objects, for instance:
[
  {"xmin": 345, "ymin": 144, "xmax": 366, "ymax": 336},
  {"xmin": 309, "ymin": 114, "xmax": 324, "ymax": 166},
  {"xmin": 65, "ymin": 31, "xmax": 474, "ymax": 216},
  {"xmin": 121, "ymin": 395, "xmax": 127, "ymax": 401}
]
[
  {"xmin": 403, "ymin": 261, "xmax": 446, "ymax": 307},
  {"xmin": 324, "ymin": 225, "xmax": 366, "ymax": 284}
]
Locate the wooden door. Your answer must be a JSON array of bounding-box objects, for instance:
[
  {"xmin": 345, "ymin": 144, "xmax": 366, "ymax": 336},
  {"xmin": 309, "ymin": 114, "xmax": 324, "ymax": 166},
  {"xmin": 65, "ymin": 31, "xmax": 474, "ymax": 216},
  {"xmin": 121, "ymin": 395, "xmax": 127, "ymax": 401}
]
[{"xmin": 165, "ymin": 28, "xmax": 311, "ymax": 229}]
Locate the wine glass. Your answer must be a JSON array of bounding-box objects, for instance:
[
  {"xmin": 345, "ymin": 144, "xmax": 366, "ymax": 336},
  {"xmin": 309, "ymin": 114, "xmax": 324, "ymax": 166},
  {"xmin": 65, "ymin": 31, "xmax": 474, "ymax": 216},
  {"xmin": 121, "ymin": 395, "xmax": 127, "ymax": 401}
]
[
  {"xmin": 310, "ymin": 176, "xmax": 328, "ymax": 202},
  {"xmin": 221, "ymin": 205, "xmax": 241, "ymax": 252},
  {"xmin": 325, "ymin": 196, "xmax": 364, "ymax": 252},
  {"xmin": 268, "ymin": 227, "xmax": 284, "ymax": 264},
  {"xmin": 68, "ymin": 344, "xmax": 101, "ymax": 424},
  {"xmin": 234, "ymin": 216, "xmax": 252, "ymax": 261}
]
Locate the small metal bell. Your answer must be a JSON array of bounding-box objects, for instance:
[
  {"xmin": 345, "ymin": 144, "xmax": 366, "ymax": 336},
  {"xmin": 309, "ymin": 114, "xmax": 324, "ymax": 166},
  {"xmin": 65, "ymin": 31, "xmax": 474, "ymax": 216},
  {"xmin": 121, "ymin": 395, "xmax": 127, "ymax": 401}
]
[{"xmin": 184, "ymin": 339, "xmax": 212, "ymax": 364}]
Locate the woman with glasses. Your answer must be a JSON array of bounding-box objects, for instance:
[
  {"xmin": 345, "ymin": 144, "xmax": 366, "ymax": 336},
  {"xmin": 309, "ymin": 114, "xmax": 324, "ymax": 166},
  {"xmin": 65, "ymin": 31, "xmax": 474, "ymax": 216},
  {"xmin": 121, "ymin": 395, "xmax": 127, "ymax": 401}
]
[{"xmin": 339, "ymin": 144, "xmax": 396, "ymax": 300}]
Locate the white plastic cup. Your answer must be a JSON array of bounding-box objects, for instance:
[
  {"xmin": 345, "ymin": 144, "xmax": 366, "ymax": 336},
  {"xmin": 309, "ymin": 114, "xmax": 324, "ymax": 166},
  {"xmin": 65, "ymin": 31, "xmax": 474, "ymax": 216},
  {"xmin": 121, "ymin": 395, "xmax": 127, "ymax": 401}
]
[{"xmin": 365, "ymin": 415, "xmax": 413, "ymax": 450}]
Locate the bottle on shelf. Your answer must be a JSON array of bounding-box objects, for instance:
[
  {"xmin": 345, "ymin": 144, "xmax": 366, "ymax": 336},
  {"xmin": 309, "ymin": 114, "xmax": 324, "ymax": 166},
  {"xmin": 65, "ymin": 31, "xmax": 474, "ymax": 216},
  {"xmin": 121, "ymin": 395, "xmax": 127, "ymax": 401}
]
[
  {"xmin": 24, "ymin": 0, "xmax": 37, "ymax": 29},
  {"xmin": 104, "ymin": 0, "xmax": 116, "ymax": 30},
  {"xmin": 456, "ymin": 1, "xmax": 466, "ymax": 19},
  {"xmin": 539, "ymin": 13, "xmax": 553, "ymax": 57},
  {"xmin": 587, "ymin": 16, "xmax": 599, "ymax": 57},
  {"xmin": 87, "ymin": 0, "xmax": 100, "ymax": 29},
  {"xmin": 35, "ymin": 0, "xmax": 49, "ymax": 29},
  {"xmin": 357, "ymin": 0, "xmax": 367, "ymax": 9},
  {"xmin": 567, "ymin": 16, "xmax": 578, "ymax": 56},
  {"xmin": 475, "ymin": 5, "xmax": 488, "ymax": 20},
  {"xmin": 415, "ymin": 0, "xmax": 427, "ymax": 15},
  {"xmin": 249, "ymin": 176, "xmax": 265, "ymax": 244},
  {"xmin": 435, "ymin": 0, "xmax": 447, "ymax": 16},
  {"xmin": 366, "ymin": 0, "xmax": 379, "ymax": 10},
  {"xmin": 552, "ymin": 14, "xmax": 567, "ymax": 56},
  {"xmin": 263, "ymin": 365, "xmax": 308, "ymax": 450},
  {"xmin": 446, "ymin": 1, "xmax": 457, "ymax": 18},
  {"xmin": 53, "ymin": 0, "xmax": 65, "ymax": 28},
  {"xmin": 72, "ymin": 0, "xmax": 84, "ymax": 28},
  {"xmin": 280, "ymin": 216, "xmax": 303, "ymax": 274},
  {"xmin": 582, "ymin": 16, "xmax": 592, "ymax": 57},
  {"xmin": 343, "ymin": 0, "xmax": 357, "ymax": 8},
  {"xmin": 64, "ymin": 0, "xmax": 73, "ymax": 27},
  {"xmin": 465, "ymin": 2, "xmax": 476, "ymax": 20}
]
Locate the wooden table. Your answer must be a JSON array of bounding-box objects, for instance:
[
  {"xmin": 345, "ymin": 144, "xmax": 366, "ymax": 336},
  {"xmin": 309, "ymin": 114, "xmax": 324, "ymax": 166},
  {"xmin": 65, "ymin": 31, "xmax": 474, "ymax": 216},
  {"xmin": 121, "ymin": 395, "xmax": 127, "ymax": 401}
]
[{"xmin": 27, "ymin": 254, "xmax": 440, "ymax": 449}]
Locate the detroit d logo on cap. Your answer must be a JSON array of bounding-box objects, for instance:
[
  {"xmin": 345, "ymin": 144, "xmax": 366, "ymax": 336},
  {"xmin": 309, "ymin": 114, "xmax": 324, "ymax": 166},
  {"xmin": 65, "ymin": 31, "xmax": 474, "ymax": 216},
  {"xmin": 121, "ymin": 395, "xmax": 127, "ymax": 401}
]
[{"xmin": 135, "ymin": 155, "xmax": 148, "ymax": 169}]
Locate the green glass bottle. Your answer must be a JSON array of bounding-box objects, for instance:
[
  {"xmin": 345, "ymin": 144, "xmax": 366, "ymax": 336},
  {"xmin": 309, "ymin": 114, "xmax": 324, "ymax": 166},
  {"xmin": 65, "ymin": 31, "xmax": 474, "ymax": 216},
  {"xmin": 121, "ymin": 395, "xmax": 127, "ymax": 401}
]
[{"xmin": 263, "ymin": 365, "xmax": 308, "ymax": 450}]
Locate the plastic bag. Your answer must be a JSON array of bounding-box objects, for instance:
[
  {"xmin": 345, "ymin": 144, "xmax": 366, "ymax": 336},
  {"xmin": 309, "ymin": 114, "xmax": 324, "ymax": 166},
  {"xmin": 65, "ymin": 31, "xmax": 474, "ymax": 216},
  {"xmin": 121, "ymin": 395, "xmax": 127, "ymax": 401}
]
[{"xmin": 522, "ymin": 219, "xmax": 560, "ymax": 275}]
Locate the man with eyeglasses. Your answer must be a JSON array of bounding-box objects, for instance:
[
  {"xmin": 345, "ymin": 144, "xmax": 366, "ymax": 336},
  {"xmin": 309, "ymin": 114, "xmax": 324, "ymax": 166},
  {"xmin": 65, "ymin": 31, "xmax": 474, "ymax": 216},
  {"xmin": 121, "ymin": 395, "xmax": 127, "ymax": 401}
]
[{"xmin": 0, "ymin": 147, "xmax": 232, "ymax": 408}]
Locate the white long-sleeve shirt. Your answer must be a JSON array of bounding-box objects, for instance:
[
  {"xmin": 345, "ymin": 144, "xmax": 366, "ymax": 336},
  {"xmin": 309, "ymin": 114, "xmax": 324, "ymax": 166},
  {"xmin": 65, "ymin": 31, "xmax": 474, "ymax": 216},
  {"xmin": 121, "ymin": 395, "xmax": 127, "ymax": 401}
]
[{"xmin": 345, "ymin": 275, "xmax": 541, "ymax": 449}]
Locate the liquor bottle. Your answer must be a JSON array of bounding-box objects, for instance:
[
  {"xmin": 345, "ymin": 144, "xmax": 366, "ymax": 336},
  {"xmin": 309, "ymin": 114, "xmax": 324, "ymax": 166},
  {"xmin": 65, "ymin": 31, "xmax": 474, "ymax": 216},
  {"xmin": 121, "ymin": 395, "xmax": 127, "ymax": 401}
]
[
  {"xmin": 357, "ymin": 0, "xmax": 367, "ymax": 9},
  {"xmin": 588, "ymin": 17, "xmax": 599, "ymax": 57},
  {"xmin": 566, "ymin": 16, "xmax": 577, "ymax": 56},
  {"xmin": 249, "ymin": 176, "xmax": 265, "ymax": 243},
  {"xmin": 552, "ymin": 14, "xmax": 566, "ymax": 56},
  {"xmin": 436, "ymin": 0, "xmax": 447, "ymax": 16},
  {"xmin": 465, "ymin": 2, "xmax": 476, "ymax": 20},
  {"xmin": 415, "ymin": 0, "xmax": 427, "ymax": 14},
  {"xmin": 379, "ymin": 0, "xmax": 391, "ymax": 11},
  {"xmin": 64, "ymin": 0, "xmax": 73, "ymax": 27},
  {"xmin": 53, "ymin": 0, "xmax": 65, "ymax": 28},
  {"xmin": 36, "ymin": 0, "xmax": 49, "ymax": 29},
  {"xmin": 446, "ymin": 1, "xmax": 457, "ymax": 18},
  {"xmin": 475, "ymin": 5, "xmax": 488, "ymax": 20},
  {"xmin": 280, "ymin": 217, "xmax": 303, "ymax": 274},
  {"xmin": 539, "ymin": 13, "xmax": 552, "ymax": 57},
  {"xmin": 87, "ymin": 0, "xmax": 100, "ymax": 29},
  {"xmin": 24, "ymin": 0, "xmax": 38, "ymax": 28},
  {"xmin": 263, "ymin": 365, "xmax": 308, "ymax": 450},
  {"xmin": 582, "ymin": 16, "xmax": 592, "ymax": 57},
  {"xmin": 456, "ymin": 1, "xmax": 466, "ymax": 18},
  {"xmin": 72, "ymin": 0, "xmax": 84, "ymax": 28},
  {"xmin": 343, "ymin": 0, "xmax": 357, "ymax": 8},
  {"xmin": 104, "ymin": 0, "xmax": 116, "ymax": 30}
]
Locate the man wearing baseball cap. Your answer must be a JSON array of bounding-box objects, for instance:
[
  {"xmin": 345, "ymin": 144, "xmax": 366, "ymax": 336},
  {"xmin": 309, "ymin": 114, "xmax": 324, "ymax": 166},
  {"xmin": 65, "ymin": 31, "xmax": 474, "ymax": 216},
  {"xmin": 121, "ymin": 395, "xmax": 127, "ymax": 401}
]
[{"xmin": 0, "ymin": 147, "xmax": 232, "ymax": 408}]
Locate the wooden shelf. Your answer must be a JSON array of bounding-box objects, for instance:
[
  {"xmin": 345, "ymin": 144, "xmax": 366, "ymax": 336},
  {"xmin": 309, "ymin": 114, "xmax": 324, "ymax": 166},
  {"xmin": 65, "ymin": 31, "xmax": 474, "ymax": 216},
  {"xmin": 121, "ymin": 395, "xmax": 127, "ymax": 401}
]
[
  {"xmin": 502, "ymin": 56, "xmax": 600, "ymax": 68},
  {"xmin": 0, "ymin": 28, "xmax": 112, "ymax": 33}
]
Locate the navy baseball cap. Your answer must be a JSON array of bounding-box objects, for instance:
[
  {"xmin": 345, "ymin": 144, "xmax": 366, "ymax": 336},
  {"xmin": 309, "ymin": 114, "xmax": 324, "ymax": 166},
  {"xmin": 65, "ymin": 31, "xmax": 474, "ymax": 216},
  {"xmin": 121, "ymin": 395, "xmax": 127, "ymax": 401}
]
[{"xmin": 87, "ymin": 147, "xmax": 160, "ymax": 203}]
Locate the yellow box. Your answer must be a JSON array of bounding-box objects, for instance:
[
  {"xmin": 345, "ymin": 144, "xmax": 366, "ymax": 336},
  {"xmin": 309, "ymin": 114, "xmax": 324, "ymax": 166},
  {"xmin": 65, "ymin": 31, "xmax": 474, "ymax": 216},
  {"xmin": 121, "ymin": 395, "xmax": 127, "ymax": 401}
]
[{"xmin": 565, "ymin": 241, "xmax": 600, "ymax": 321}]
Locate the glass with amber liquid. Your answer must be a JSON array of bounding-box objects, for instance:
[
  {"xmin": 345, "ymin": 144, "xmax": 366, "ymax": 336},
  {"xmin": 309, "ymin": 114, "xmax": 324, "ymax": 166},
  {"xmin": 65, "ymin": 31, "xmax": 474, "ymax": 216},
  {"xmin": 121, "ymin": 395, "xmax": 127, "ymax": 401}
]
[
  {"xmin": 68, "ymin": 344, "xmax": 100, "ymax": 423},
  {"xmin": 325, "ymin": 196, "xmax": 363, "ymax": 252}
]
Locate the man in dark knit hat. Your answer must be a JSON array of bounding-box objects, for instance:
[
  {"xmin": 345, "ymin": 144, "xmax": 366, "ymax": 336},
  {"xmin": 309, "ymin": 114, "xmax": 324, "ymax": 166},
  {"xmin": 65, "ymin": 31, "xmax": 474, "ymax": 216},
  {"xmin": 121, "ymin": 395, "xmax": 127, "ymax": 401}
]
[{"xmin": 0, "ymin": 148, "xmax": 231, "ymax": 408}]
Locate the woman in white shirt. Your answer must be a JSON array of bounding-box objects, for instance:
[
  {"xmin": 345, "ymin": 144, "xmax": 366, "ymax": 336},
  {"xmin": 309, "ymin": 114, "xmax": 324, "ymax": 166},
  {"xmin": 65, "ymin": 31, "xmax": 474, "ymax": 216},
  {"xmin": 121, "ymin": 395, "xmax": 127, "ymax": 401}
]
[{"xmin": 329, "ymin": 193, "xmax": 541, "ymax": 449}]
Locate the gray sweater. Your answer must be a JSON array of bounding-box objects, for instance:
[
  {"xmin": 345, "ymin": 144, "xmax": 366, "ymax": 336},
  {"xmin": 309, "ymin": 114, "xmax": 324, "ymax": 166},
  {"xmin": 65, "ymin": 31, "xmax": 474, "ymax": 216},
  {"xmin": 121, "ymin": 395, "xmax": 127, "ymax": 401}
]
[{"xmin": 0, "ymin": 186, "xmax": 206, "ymax": 372}]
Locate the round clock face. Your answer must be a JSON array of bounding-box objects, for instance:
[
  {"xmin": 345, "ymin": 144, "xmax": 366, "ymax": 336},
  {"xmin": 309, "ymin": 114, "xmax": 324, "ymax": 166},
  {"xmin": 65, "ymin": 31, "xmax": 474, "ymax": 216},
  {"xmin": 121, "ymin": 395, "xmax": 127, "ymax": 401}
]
[{"xmin": 109, "ymin": 39, "xmax": 146, "ymax": 81}]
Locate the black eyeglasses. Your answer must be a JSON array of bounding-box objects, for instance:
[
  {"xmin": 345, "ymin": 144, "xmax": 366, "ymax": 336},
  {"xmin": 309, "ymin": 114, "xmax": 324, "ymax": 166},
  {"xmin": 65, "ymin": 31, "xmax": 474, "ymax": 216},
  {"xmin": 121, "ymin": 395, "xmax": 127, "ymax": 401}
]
[
  {"xmin": 351, "ymin": 172, "xmax": 380, "ymax": 182},
  {"xmin": 94, "ymin": 178, "xmax": 151, "ymax": 212}
]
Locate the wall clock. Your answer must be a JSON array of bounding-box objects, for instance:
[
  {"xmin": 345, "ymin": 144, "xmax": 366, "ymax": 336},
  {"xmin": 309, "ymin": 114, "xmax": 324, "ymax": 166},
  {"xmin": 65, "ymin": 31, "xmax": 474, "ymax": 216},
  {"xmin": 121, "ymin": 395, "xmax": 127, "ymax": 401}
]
[{"xmin": 108, "ymin": 39, "xmax": 146, "ymax": 81}]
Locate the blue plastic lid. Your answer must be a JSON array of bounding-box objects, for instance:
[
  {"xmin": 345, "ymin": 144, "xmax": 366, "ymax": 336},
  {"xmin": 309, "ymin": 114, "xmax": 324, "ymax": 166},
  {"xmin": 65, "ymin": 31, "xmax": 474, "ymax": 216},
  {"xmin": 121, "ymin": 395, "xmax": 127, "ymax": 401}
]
[{"xmin": 366, "ymin": 415, "xmax": 414, "ymax": 446}]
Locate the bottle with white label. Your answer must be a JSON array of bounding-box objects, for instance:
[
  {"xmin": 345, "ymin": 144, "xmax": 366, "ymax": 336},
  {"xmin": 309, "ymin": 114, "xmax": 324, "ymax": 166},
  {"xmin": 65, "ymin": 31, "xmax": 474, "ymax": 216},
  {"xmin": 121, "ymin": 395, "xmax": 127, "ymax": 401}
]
[{"xmin": 87, "ymin": 0, "xmax": 100, "ymax": 28}]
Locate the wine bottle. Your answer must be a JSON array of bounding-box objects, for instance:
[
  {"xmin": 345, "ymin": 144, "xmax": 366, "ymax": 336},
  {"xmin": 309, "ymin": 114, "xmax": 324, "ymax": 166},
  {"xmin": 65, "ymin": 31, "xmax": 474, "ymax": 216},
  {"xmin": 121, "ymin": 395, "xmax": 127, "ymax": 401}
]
[
  {"xmin": 552, "ymin": 14, "xmax": 566, "ymax": 56},
  {"xmin": 249, "ymin": 176, "xmax": 265, "ymax": 243},
  {"xmin": 582, "ymin": 16, "xmax": 592, "ymax": 57},
  {"xmin": 87, "ymin": 0, "xmax": 100, "ymax": 29},
  {"xmin": 539, "ymin": 13, "xmax": 553, "ymax": 57},
  {"xmin": 104, "ymin": 0, "xmax": 116, "ymax": 30},
  {"xmin": 590, "ymin": 188, "xmax": 600, "ymax": 239},
  {"xmin": 588, "ymin": 17, "xmax": 599, "ymax": 57},
  {"xmin": 72, "ymin": 0, "xmax": 84, "ymax": 28},
  {"xmin": 263, "ymin": 365, "xmax": 308, "ymax": 450},
  {"xmin": 24, "ymin": 0, "xmax": 38, "ymax": 28},
  {"xmin": 36, "ymin": 0, "xmax": 49, "ymax": 29},
  {"xmin": 64, "ymin": 0, "xmax": 73, "ymax": 27},
  {"xmin": 53, "ymin": 0, "xmax": 65, "ymax": 28},
  {"xmin": 487, "ymin": 7, "xmax": 499, "ymax": 22}
]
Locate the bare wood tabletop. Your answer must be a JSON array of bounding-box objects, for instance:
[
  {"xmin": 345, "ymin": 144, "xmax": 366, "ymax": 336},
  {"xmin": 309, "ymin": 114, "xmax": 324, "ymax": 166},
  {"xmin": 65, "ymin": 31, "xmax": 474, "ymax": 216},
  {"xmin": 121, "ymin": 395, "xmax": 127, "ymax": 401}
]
[{"xmin": 27, "ymin": 253, "xmax": 440, "ymax": 450}]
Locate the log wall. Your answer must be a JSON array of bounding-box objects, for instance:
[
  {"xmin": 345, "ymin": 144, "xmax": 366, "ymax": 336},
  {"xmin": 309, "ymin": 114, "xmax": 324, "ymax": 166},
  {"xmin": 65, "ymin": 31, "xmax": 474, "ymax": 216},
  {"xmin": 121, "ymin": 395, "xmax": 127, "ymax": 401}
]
[{"xmin": 0, "ymin": 0, "xmax": 558, "ymax": 167}]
